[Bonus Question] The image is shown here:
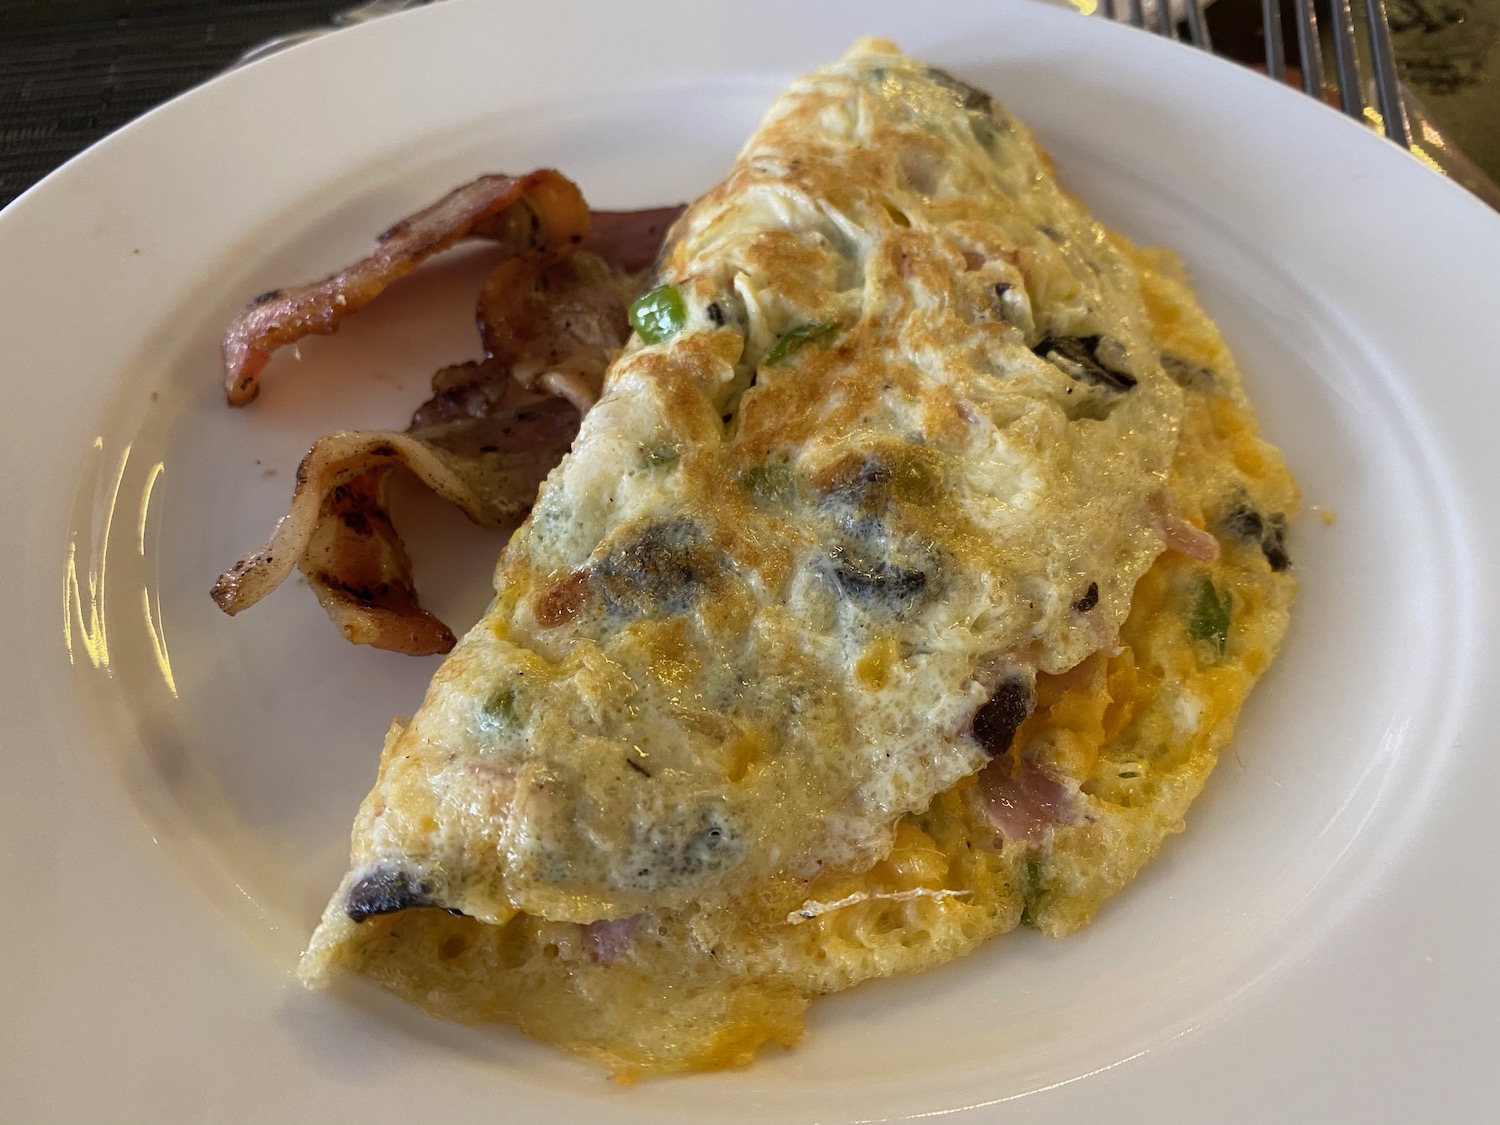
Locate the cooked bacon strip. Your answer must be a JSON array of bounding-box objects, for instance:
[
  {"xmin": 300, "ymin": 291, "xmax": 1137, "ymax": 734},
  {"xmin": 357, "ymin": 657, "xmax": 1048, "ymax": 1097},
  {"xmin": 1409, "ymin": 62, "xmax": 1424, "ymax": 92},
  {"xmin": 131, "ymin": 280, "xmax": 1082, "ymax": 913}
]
[
  {"xmin": 211, "ymin": 252, "xmax": 644, "ymax": 653},
  {"xmin": 216, "ymin": 187, "xmax": 677, "ymax": 652},
  {"xmin": 408, "ymin": 353, "xmax": 519, "ymax": 431},
  {"xmin": 477, "ymin": 252, "xmax": 644, "ymax": 413},
  {"xmin": 223, "ymin": 170, "xmax": 591, "ymax": 406},
  {"xmin": 211, "ymin": 379, "xmax": 580, "ymax": 655},
  {"xmin": 582, "ymin": 205, "xmax": 686, "ymax": 272}
]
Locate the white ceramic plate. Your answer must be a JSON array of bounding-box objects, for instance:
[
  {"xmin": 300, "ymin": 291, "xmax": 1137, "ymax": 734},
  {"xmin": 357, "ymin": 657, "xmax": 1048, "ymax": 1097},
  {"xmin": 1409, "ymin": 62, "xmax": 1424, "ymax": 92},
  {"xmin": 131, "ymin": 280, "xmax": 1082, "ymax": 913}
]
[{"xmin": 3, "ymin": 1, "xmax": 1498, "ymax": 1120}]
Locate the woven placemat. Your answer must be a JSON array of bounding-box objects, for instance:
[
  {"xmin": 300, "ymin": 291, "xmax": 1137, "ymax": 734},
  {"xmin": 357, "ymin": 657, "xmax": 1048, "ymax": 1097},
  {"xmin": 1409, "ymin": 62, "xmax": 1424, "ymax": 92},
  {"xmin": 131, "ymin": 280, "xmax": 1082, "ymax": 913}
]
[
  {"xmin": 0, "ymin": 0, "xmax": 349, "ymax": 207},
  {"xmin": 4, "ymin": 0, "xmax": 1497, "ymax": 209}
]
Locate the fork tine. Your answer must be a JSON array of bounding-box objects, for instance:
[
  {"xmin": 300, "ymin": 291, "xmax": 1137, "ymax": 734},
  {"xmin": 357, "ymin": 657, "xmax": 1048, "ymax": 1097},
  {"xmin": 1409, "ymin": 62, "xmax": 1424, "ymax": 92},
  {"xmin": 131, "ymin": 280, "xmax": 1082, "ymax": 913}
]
[
  {"xmin": 1184, "ymin": 0, "xmax": 1213, "ymax": 47},
  {"xmin": 1292, "ymin": 0, "xmax": 1326, "ymax": 98},
  {"xmin": 1363, "ymin": 0, "xmax": 1412, "ymax": 144},
  {"xmin": 1262, "ymin": 0, "xmax": 1287, "ymax": 81},
  {"xmin": 1153, "ymin": 0, "xmax": 1174, "ymax": 37},
  {"xmin": 1095, "ymin": 0, "xmax": 1413, "ymax": 154},
  {"xmin": 1328, "ymin": 0, "xmax": 1365, "ymax": 117}
]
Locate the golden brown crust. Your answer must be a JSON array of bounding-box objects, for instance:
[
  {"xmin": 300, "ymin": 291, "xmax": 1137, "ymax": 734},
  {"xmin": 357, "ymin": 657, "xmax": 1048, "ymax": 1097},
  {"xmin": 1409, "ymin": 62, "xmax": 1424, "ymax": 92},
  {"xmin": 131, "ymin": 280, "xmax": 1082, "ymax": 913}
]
[{"xmin": 299, "ymin": 40, "xmax": 1298, "ymax": 1078}]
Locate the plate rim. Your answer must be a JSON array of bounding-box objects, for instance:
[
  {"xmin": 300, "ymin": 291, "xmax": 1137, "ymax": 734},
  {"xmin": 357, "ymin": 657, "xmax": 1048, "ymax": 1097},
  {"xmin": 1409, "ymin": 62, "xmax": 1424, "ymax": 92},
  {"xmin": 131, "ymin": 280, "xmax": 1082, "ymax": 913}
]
[{"xmin": 3, "ymin": 2, "xmax": 1500, "ymax": 1122}]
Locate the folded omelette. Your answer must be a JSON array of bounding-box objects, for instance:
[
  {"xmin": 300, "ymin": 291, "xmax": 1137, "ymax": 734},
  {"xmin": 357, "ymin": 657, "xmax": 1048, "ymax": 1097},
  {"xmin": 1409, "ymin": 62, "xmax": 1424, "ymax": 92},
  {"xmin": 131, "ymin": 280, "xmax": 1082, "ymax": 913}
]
[{"xmin": 298, "ymin": 40, "xmax": 1298, "ymax": 1079}]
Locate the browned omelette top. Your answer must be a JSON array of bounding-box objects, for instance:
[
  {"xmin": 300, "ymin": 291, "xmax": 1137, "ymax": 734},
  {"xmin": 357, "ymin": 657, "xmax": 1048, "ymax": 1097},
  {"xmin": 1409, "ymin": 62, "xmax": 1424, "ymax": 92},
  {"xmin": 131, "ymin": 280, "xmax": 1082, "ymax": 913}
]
[{"xmin": 325, "ymin": 40, "xmax": 1201, "ymax": 927}]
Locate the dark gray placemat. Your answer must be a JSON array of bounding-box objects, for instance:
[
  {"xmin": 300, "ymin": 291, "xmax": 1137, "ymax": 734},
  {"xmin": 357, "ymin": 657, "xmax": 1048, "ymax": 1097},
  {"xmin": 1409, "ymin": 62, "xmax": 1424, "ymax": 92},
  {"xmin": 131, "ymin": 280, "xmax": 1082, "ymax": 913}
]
[
  {"xmin": 0, "ymin": 0, "xmax": 348, "ymax": 207},
  {"xmin": 4, "ymin": 0, "xmax": 1496, "ymax": 210}
]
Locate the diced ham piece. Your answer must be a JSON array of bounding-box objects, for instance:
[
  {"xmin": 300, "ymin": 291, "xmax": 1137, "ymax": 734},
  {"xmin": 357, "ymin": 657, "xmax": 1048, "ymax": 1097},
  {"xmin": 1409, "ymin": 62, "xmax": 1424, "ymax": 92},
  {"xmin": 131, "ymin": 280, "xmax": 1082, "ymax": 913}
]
[
  {"xmin": 582, "ymin": 916, "xmax": 642, "ymax": 965},
  {"xmin": 1148, "ymin": 492, "xmax": 1220, "ymax": 562},
  {"xmin": 976, "ymin": 757, "xmax": 1078, "ymax": 843}
]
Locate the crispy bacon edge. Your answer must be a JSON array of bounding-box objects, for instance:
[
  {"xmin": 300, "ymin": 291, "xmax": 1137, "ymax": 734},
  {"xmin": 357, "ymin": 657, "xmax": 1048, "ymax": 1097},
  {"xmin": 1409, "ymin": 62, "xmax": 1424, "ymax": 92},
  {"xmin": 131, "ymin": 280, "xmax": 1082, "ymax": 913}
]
[
  {"xmin": 223, "ymin": 169, "xmax": 591, "ymax": 406},
  {"xmin": 210, "ymin": 395, "xmax": 581, "ymax": 654},
  {"xmin": 213, "ymin": 185, "xmax": 686, "ymax": 655}
]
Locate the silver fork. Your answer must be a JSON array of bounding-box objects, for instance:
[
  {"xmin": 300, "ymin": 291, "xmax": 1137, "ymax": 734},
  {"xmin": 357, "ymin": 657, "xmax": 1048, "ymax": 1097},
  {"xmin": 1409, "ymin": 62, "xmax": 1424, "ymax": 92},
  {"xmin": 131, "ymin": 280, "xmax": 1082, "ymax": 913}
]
[
  {"xmin": 1285, "ymin": 0, "xmax": 1410, "ymax": 144},
  {"xmin": 1111, "ymin": 0, "xmax": 1409, "ymax": 145},
  {"xmin": 1107, "ymin": 0, "xmax": 1500, "ymax": 207}
]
